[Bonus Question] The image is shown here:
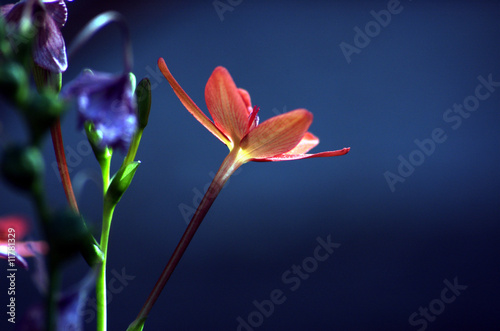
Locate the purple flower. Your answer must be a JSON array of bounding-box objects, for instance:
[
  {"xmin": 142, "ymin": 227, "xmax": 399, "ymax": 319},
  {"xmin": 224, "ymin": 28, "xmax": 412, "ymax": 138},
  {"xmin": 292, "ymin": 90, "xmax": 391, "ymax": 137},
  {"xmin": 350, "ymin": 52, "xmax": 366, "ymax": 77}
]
[
  {"xmin": 16, "ymin": 271, "xmax": 95, "ymax": 331},
  {"xmin": 61, "ymin": 70, "xmax": 138, "ymax": 150},
  {"xmin": 1, "ymin": 0, "xmax": 70, "ymax": 73}
]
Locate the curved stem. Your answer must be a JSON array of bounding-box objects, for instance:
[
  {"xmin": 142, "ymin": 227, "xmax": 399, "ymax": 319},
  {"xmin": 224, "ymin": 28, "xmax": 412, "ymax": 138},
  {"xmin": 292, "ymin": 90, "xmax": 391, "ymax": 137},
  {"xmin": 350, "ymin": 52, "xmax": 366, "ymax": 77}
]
[
  {"xmin": 50, "ymin": 119, "xmax": 79, "ymax": 212},
  {"xmin": 133, "ymin": 149, "xmax": 244, "ymax": 325},
  {"xmin": 68, "ymin": 11, "xmax": 133, "ymax": 73}
]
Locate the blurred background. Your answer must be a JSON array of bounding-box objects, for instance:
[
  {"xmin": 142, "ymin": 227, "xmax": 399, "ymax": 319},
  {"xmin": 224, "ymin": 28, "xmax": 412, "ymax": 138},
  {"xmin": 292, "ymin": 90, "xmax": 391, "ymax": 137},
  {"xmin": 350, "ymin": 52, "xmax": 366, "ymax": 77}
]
[{"xmin": 1, "ymin": 0, "xmax": 499, "ymax": 330}]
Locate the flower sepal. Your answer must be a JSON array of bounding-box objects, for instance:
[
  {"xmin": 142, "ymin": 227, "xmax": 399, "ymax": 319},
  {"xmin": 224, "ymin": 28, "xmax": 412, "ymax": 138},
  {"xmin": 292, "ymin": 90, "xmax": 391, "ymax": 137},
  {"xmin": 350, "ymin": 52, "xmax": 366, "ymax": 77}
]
[{"xmin": 105, "ymin": 161, "xmax": 140, "ymax": 205}]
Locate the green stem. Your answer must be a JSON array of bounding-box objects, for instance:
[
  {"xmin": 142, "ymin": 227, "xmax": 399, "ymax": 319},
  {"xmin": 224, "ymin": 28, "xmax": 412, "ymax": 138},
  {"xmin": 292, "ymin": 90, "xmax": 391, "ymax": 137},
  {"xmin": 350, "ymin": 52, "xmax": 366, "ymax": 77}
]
[
  {"xmin": 46, "ymin": 259, "xmax": 60, "ymax": 331},
  {"xmin": 96, "ymin": 198, "xmax": 116, "ymax": 331},
  {"xmin": 96, "ymin": 150, "xmax": 113, "ymax": 331},
  {"xmin": 123, "ymin": 128, "xmax": 143, "ymax": 166},
  {"xmin": 131, "ymin": 149, "xmax": 244, "ymax": 325}
]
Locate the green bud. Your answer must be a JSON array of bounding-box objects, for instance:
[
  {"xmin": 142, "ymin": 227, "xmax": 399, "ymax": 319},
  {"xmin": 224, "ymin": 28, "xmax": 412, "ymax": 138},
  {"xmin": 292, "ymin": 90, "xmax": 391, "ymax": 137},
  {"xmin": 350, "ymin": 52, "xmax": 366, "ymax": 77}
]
[
  {"xmin": 0, "ymin": 17, "xmax": 10, "ymax": 59},
  {"xmin": 23, "ymin": 89, "xmax": 66, "ymax": 143},
  {"xmin": 0, "ymin": 62, "xmax": 29, "ymax": 106},
  {"xmin": 135, "ymin": 78, "xmax": 151, "ymax": 129},
  {"xmin": 84, "ymin": 121, "xmax": 112, "ymax": 166},
  {"xmin": 48, "ymin": 209, "xmax": 103, "ymax": 266},
  {"xmin": 106, "ymin": 161, "xmax": 140, "ymax": 205},
  {"xmin": 1, "ymin": 145, "xmax": 44, "ymax": 191}
]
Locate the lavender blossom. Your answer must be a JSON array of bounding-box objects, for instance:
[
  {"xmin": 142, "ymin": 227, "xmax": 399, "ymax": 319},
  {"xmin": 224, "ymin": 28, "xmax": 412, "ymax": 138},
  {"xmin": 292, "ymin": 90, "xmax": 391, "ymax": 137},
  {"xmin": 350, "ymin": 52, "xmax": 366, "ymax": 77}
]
[
  {"xmin": 61, "ymin": 70, "xmax": 138, "ymax": 150},
  {"xmin": 1, "ymin": 0, "xmax": 70, "ymax": 73}
]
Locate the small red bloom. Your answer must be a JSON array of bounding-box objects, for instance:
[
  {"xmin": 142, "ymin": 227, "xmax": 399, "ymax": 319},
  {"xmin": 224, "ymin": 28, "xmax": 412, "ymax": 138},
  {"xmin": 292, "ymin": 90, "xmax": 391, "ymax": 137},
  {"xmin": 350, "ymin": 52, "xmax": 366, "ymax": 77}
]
[{"xmin": 0, "ymin": 215, "xmax": 48, "ymax": 269}]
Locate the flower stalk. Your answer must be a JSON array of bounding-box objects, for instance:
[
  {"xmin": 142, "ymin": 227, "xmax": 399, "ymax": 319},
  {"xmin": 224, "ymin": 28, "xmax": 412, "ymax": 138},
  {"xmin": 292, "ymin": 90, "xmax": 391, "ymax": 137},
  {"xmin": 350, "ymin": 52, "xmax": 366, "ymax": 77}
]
[
  {"xmin": 131, "ymin": 148, "xmax": 244, "ymax": 328},
  {"xmin": 50, "ymin": 120, "xmax": 79, "ymax": 213}
]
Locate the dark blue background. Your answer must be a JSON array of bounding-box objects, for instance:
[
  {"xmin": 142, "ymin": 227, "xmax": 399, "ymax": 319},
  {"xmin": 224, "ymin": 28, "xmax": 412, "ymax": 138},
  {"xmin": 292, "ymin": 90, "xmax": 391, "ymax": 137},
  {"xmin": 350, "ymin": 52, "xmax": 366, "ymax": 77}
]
[{"xmin": 1, "ymin": 0, "xmax": 499, "ymax": 330}]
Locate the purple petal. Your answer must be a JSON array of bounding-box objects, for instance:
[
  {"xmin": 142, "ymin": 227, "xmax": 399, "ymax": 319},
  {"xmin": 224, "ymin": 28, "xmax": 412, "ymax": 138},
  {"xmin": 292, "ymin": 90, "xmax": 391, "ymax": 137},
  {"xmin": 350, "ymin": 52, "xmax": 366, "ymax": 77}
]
[
  {"xmin": 0, "ymin": 4, "xmax": 15, "ymax": 17},
  {"xmin": 44, "ymin": 0, "xmax": 68, "ymax": 28},
  {"xmin": 1, "ymin": 0, "xmax": 68, "ymax": 72},
  {"xmin": 32, "ymin": 11, "xmax": 68, "ymax": 72},
  {"xmin": 1, "ymin": 2, "xmax": 21, "ymax": 21},
  {"xmin": 61, "ymin": 70, "xmax": 138, "ymax": 150}
]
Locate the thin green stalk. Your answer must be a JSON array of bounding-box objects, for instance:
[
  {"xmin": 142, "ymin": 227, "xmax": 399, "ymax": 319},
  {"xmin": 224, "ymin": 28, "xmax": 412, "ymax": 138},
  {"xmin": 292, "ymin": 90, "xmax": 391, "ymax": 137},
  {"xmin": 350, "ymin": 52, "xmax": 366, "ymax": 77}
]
[
  {"xmin": 131, "ymin": 149, "xmax": 244, "ymax": 326},
  {"xmin": 123, "ymin": 128, "xmax": 143, "ymax": 166},
  {"xmin": 96, "ymin": 198, "xmax": 116, "ymax": 331},
  {"xmin": 46, "ymin": 259, "xmax": 61, "ymax": 331},
  {"xmin": 96, "ymin": 149, "xmax": 113, "ymax": 331}
]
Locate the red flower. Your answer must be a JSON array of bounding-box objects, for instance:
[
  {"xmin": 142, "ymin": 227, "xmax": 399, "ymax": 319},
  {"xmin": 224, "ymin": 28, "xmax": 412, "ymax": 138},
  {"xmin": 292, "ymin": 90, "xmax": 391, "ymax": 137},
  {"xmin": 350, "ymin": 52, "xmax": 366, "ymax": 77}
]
[
  {"xmin": 158, "ymin": 58, "xmax": 349, "ymax": 163},
  {"xmin": 0, "ymin": 215, "xmax": 48, "ymax": 269}
]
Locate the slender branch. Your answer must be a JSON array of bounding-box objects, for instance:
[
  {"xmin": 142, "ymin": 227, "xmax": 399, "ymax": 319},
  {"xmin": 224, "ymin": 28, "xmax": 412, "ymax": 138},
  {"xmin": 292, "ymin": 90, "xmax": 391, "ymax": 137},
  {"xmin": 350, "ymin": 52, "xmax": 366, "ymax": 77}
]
[
  {"xmin": 50, "ymin": 119, "xmax": 79, "ymax": 212},
  {"xmin": 133, "ymin": 149, "xmax": 244, "ymax": 324}
]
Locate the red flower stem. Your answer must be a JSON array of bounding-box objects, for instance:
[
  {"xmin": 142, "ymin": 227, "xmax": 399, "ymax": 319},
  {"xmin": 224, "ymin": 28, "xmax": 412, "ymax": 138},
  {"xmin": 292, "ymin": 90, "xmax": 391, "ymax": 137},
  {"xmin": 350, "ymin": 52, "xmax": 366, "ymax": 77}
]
[
  {"xmin": 134, "ymin": 149, "xmax": 244, "ymax": 323},
  {"xmin": 50, "ymin": 119, "xmax": 79, "ymax": 213}
]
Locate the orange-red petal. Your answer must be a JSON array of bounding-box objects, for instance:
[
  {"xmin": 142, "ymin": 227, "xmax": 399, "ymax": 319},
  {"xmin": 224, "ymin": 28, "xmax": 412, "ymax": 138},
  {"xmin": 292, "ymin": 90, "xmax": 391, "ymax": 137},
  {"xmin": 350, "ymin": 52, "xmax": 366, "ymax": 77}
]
[
  {"xmin": 240, "ymin": 109, "xmax": 313, "ymax": 160},
  {"xmin": 205, "ymin": 67, "xmax": 249, "ymax": 142},
  {"xmin": 253, "ymin": 147, "xmax": 350, "ymax": 162},
  {"xmin": 238, "ymin": 88, "xmax": 253, "ymax": 114},
  {"xmin": 285, "ymin": 132, "xmax": 319, "ymax": 154},
  {"xmin": 158, "ymin": 58, "xmax": 230, "ymax": 146}
]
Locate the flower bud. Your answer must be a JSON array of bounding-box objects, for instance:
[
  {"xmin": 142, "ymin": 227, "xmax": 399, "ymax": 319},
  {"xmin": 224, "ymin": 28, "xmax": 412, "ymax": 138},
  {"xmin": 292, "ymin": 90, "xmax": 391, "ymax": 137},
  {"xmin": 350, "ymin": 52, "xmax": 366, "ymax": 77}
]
[
  {"xmin": 0, "ymin": 145, "xmax": 44, "ymax": 192},
  {"xmin": 135, "ymin": 77, "xmax": 151, "ymax": 129},
  {"xmin": 0, "ymin": 62, "xmax": 29, "ymax": 106},
  {"xmin": 47, "ymin": 209, "xmax": 103, "ymax": 266}
]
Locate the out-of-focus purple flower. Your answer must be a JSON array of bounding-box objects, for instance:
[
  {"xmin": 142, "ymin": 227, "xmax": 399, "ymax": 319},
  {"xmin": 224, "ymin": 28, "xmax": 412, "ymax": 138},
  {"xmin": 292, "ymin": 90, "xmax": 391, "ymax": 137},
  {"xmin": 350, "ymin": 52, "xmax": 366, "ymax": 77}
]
[
  {"xmin": 61, "ymin": 70, "xmax": 138, "ymax": 150},
  {"xmin": 1, "ymin": 0, "xmax": 70, "ymax": 73},
  {"xmin": 16, "ymin": 271, "xmax": 95, "ymax": 331}
]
